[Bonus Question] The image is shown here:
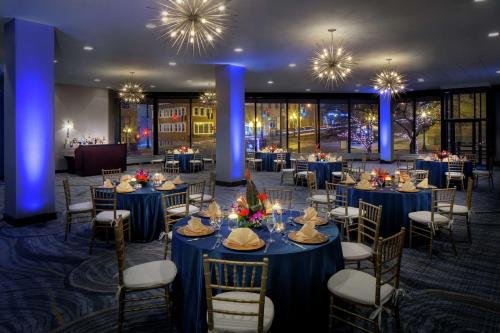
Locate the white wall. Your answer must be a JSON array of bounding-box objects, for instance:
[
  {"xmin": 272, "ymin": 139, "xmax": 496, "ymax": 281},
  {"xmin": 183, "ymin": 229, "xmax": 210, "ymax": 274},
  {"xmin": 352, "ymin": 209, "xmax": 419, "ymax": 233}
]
[{"xmin": 54, "ymin": 84, "xmax": 111, "ymax": 170}]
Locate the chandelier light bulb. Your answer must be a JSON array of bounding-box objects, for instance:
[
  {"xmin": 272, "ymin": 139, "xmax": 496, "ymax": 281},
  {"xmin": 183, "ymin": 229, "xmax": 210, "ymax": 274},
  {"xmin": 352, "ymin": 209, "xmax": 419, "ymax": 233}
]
[
  {"xmin": 371, "ymin": 58, "xmax": 407, "ymax": 96},
  {"xmin": 119, "ymin": 72, "xmax": 145, "ymax": 104}
]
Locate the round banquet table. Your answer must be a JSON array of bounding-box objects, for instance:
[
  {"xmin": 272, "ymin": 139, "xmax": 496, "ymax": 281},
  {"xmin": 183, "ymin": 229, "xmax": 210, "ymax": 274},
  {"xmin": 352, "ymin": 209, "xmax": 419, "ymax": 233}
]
[
  {"xmin": 115, "ymin": 184, "xmax": 188, "ymax": 241},
  {"xmin": 347, "ymin": 186, "xmax": 432, "ymax": 237},
  {"xmin": 255, "ymin": 152, "xmax": 291, "ymax": 171},
  {"xmin": 171, "ymin": 210, "xmax": 344, "ymax": 333},
  {"xmin": 415, "ymin": 160, "xmax": 473, "ymax": 188},
  {"xmin": 174, "ymin": 153, "xmax": 194, "ymax": 173},
  {"xmin": 308, "ymin": 161, "xmax": 343, "ymax": 189}
]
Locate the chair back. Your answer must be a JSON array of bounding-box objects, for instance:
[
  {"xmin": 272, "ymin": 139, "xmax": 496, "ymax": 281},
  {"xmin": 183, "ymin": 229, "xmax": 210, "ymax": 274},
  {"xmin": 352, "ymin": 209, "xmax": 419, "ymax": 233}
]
[
  {"xmin": 331, "ymin": 183, "xmax": 349, "ymax": 216},
  {"xmin": 431, "ymin": 188, "xmax": 456, "ymax": 223},
  {"xmin": 448, "ymin": 160, "xmax": 464, "ymax": 174},
  {"xmin": 307, "ymin": 172, "xmax": 318, "ymax": 194},
  {"xmin": 166, "ymin": 153, "xmax": 176, "ymax": 162},
  {"xmin": 465, "ymin": 177, "xmax": 473, "ymax": 210},
  {"xmin": 91, "ymin": 186, "xmax": 117, "ymax": 217},
  {"xmin": 102, "ymin": 168, "xmax": 122, "ymax": 183},
  {"xmin": 247, "ymin": 151, "xmax": 256, "ymax": 160},
  {"xmin": 263, "ymin": 188, "xmax": 293, "ymax": 210},
  {"xmin": 203, "ymin": 254, "xmax": 269, "ymax": 333},
  {"xmin": 374, "ymin": 228, "xmax": 406, "ymax": 306},
  {"xmin": 464, "ymin": 153, "xmax": 477, "ymax": 169},
  {"xmin": 296, "ymin": 160, "xmax": 309, "ymax": 172},
  {"xmin": 189, "ymin": 181, "xmax": 206, "ymax": 199},
  {"xmin": 163, "ymin": 163, "xmax": 179, "ymax": 174},
  {"xmin": 410, "ymin": 169, "xmax": 428, "ymax": 182},
  {"xmin": 63, "ymin": 178, "xmax": 71, "ymax": 209},
  {"xmin": 357, "ymin": 200, "xmax": 382, "ymax": 249},
  {"xmin": 208, "ymin": 171, "xmax": 216, "ymax": 197},
  {"xmin": 112, "ymin": 216, "xmax": 126, "ymax": 286},
  {"xmin": 193, "ymin": 153, "xmax": 203, "ymax": 161},
  {"xmin": 276, "ymin": 153, "xmax": 286, "ymax": 162},
  {"xmin": 397, "ymin": 158, "xmax": 415, "ymax": 171}
]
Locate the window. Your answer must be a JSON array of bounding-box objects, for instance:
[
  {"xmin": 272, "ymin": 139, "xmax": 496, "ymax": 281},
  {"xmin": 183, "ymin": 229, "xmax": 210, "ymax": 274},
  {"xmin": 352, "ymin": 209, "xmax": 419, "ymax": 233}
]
[
  {"xmin": 416, "ymin": 98, "xmax": 441, "ymax": 153},
  {"xmin": 192, "ymin": 101, "xmax": 216, "ymax": 156},
  {"xmin": 319, "ymin": 100, "xmax": 348, "ymax": 152},
  {"xmin": 245, "ymin": 101, "xmax": 256, "ymax": 151},
  {"xmin": 287, "ymin": 102, "xmax": 317, "ymax": 153},
  {"xmin": 256, "ymin": 102, "xmax": 286, "ymax": 150},
  {"xmin": 157, "ymin": 100, "xmax": 190, "ymax": 151},
  {"xmin": 392, "ymin": 99, "xmax": 414, "ymax": 153},
  {"xmin": 350, "ymin": 101, "xmax": 379, "ymax": 153},
  {"xmin": 120, "ymin": 100, "xmax": 154, "ymax": 156}
]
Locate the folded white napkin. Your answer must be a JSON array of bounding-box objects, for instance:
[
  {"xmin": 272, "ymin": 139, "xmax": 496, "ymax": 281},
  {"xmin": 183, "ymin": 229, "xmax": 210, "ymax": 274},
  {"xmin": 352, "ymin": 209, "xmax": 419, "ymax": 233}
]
[
  {"xmin": 226, "ymin": 228, "xmax": 261, "ymax": 246},
  {"xmin": 296, "ymin": 221, "xmax": 319, "ymax": 241},
  {"xmin": 172, "ymin": 175, "xmax": 184, "ymax": 185},
  {"xmin": 328, "ymin": 156, "xmax": 337, "ymax": 162},
  {"xmin": 152, "ymin": 173, "xmax": 165, "ymax": 182},
  {"xmin": 116, "ymin": 181, "xmax": 133, "ymax": 192},
  {"xmin": 360, "ymin": 172, "xmax": 371, "ymax": 181},
  {"xmin": 344, "ymin": 173, "xmax": 356, "ymax": 184},
  {"xmin": 187, "ymin": 148, "xmax": 194, "ymax": 154},
  {"xmin": 173, "ymin": 149, "xmax": 180, "ymax": 154},
  {"xmin": 186, "ymin": 216, "xmax": 210, "ymax": 233},
  {"xmin": 205, "ymin": 201, "xmax": 222, "ymax": 218},
  {"xmin": 400, "ymin": 181, "xmax": 416, "ymax": 191},
  {"xmin": 103, "ymin": 179, "xmax": 113, "ymax": 188},
  {"xmin": 356, "ymin": 179, "xmax": 372, "ymax": 189},
  {"xmin": 424, "ymin": 156, "xmax": 432, "ymax": 161},
  {"xmin": 417, "ymin": 178, "xmax": 429, "ymax": 188},
  {"xmin": 302, "ymin": 207, "xmax": 322, "ymax": 224},
  {"xmin": 308, "ymin": 154, "xmax": 317, "ymax": 162},
  {"xmin": 120, "ymin": 175, "xmax": 131, "ymax": 182},
  {"xmin": 442, "ymin": 157, "xmax": 449, "ymax": 162},
  {"xmin": 337, "ymin": 156, "xmax": 342, "ymax": 162},
  {"xmin": 158, "ymin": 181, "xmax": 176, "ymax": 190}
]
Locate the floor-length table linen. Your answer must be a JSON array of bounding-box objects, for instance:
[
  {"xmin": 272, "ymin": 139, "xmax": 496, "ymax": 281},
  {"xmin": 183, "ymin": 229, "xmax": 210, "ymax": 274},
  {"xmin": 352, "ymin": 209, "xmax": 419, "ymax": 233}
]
[
  {"xmin": 172, "ymin": 211, "xmax": 344, "ymax": 332},
  {"xmin": 255, "ymin": 152, "xmax": 291, "ymax": 171},
  {"xmin": 415, "ymin": 160, "xmax": 473, "ymax": 188},
  {"xmin": 174, "ymin": 153, "xmax": 194, "ymax": 173},
  {"xmin": 308, "ymin": 161, "xmax": 343, "ymax": 189}
]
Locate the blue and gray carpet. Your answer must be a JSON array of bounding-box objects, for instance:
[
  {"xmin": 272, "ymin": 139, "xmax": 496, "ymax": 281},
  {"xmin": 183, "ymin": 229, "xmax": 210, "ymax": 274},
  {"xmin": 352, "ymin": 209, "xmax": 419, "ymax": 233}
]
[{"xmin": 1, "ymin": 165, "xmax": 499, "ymax": 332}]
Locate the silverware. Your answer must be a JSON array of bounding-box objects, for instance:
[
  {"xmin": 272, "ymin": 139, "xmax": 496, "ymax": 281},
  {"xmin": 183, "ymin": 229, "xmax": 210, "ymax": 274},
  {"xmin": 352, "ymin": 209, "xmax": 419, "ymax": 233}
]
[
  {"xmin": 263, "ymin": 242, "xmax": 270, "ymax": 253},
  {"xmin": 211, "ymin": 238, "xmax": 220, "ymax": 249}
]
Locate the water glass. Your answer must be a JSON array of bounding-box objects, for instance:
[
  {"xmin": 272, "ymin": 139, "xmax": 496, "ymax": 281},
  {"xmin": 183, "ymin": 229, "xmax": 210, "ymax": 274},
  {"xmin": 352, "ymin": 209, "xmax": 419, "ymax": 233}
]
[{"xmin": 266, "ymin": 218, "xmax": 276, "ymax": 243}]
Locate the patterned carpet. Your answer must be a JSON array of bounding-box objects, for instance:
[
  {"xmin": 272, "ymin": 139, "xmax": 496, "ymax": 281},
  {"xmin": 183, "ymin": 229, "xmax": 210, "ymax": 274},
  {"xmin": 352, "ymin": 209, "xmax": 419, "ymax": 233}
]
[{"xmin": 1, "ymin": 164, "xmax": 499, "ymax": 332}]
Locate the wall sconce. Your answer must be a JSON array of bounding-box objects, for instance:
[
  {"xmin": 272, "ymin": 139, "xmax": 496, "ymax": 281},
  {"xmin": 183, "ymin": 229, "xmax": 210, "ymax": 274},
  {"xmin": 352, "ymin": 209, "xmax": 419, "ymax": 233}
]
[{"xmin": 64, "ymin": 120, "xmax": 74, "ymax": 138}]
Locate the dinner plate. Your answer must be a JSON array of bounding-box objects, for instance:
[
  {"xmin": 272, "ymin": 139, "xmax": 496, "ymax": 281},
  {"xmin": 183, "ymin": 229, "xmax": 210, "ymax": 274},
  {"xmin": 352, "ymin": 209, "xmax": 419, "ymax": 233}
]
[
  {"xmin": 293, "ymin": 216, "xmax": 328, "ymax": 226},
  {"xmin": 223, "ymin": 239, "xmax": 266, "ymax": 251},
  {"xmin": 288, "ymin": 231, "xmax": 329, "ymax": 244},
  {"xmin": 176, "ymin": 225, "xmax": 215, "ymax": 237},
  {"xmin": 354, "ymin": 186, "xmax": 376, "ymax": 191},
  {"xmin": 155, "ymin": 186, "xmax": 176, "ymax": 191},
  {"xmin": 417, "ymin": 185, "xmax": 436, "ymax": 189},
  {"xmin": 396, "ymin": 188, "xmax": 420, "ymax": 193}
]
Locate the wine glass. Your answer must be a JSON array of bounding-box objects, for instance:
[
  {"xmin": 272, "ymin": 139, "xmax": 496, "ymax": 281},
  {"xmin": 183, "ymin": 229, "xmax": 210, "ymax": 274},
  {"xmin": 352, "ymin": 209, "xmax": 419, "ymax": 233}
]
[
  {"xmin": 213, "ymin": 217, "xmax": 223, "ymax": 239},
  {"xmin": 266, "ymin": 217, "xmax": 276, "ymax": 243}
]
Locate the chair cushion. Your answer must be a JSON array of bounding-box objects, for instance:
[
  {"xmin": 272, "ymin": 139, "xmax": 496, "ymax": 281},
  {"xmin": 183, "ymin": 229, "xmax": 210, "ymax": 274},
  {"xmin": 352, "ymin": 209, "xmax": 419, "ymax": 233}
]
[
  {"xmin": 251, "ymin": 159, "xmax": 263, "ymax": 163},
  {"xmin": 311, "ymin": 194, "xmax": 334, "ymax": 203},
  {"xmin": 296, "ymin": 171, "xmax": 312, "ymax": 176},
  {"xmin": 166, "ymin": 160, "xmax": 179, "ymax": 164},
  {"xmin": 68, "ymin": 201, "xmax": 93, "ymax": 213},
  {"xmin": 167, "ymin": 205, "xmax": 200, "ymax": 215},
  {"xmin": 281, "ymin": 168, "xmax": 295, "ymax": 173},
  {"xmin": 330, "ymin": 207, "xmax": 359, "ymax": 218},
  {"xmin": 472, "ymin": 170, "xmax": 489, "ymax": 175},
  {"xmin": 341, "ymin": 242, "xmax": 373, "ymax": 261},
  {"xmin": 209, "ymin": 291, "xmax": 274, "ymax": 333},
  {"xmin": 203, "ymin": 158, "xmax": 214, "ymax": 162},
  {"xmin": 151, "ymin": 159, "xmax": 164, "ymax": 163},
  {"xmin": 327, "ymin": 269, "xmax": 394, "ymax": 306},
  {"xmin": 445, "ymin": 171, "xmax": 464, "ymax": 177},
  {"xmin": 190, "ymin": 160, "xmax": 203, "ymax": 164},
  {"xmin": 168, "ymin": 231, "xmax": 173, "ymax": 240},
  {"xmin": 123, "ymin": 260, "xmax": 177, "ymax": 289},
  {"xmin": 190, "ymin": 194, "xmax": 213, "ymax": 202},
  {"xmin": 437, "ymin": 203, "xmax": 468, "ymax": 214},
  {"xmin": 331, "ymin": 171, "xmax": 343, "ymax": 177},
  {"xmin": 95, "ymin": 210, "xmax": 130, "ymax": 222},
  {"xmin": 273, "ymin": 159, "xmax": 286, "ymax": 163},
  {"xmin": 408, "ymin": 211, "xmax": 449, "ymax": 224}
]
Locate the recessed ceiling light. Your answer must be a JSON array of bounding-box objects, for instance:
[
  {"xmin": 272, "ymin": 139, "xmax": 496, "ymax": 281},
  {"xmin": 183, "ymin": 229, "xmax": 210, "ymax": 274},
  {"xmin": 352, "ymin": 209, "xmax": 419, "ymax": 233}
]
[
  {"xmin": 474, "ymin": 0, "xmax": 487, "ymax": 2},
  {"xmin": 145, "ymin": 23, "xmax": 156, "ymax": 29},
  {"xmin": 168, "ymin": 61, "xmax": 177, "ymax": 66},
  {"xmin": 187, "ymin": 79, "xmax": 193, "ymax": 83},
  {"xmin": 150, "ymin": 85, "xmax": 156, "ymax": 88},
  {"xmin": 417, "ymin": 77, "xmax": 425, "ymax": 82},
  {"xmin": 93, "ymin": 78, "xmax": 101, "ymax": 82},
  {"xmin": 305, "ymin": 88, "xmax": 311, "ymax": 92},
  {"xmin": 355, "ymin": 83, "xmax": 361, "ymax": 87},
  {"xmin": 354, "ymin": 89, "xmax": 359, "ymax": 93},
  {"xmin": 496, "ymin": 70, "xmax": 500, "ymax": 74},
  {"xmin": 106, "ymin": 86, "xmax": 112, "ymax": 89},
  {"xmin": 288, "ymin": 63, "xmax": 296, "ymax": 68},
  {"xmin": 234, "ymin": 48, "xmax": 244, "ymax": 52},
  {"xmin": 53, "ymin": 59, "xmax": 58, "ymax": 63},
  {"xmin": 267, "ymin": 80, "xmax": 274, "ymax": 85},
  {"xmin": 83, "ymin": 45, "xmax": 94, "ymax": 51},
  {"xmin": 488, "ymin": 31, "xmax": 499, "ymax": 37}
]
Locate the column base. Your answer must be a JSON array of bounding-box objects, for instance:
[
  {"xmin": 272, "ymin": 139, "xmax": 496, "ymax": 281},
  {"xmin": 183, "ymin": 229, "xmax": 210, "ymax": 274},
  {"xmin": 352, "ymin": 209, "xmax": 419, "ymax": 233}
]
[
  {"xmin": 4, "ymin": 212, "xmax": 57, "ymax": 226},
  {"xmin": 379, "ymin": 160, "xmax": 394, "ymax": 164},
  {"xmin": 216, "ymin": 179, "xmax": 247, "ymax": 187}
]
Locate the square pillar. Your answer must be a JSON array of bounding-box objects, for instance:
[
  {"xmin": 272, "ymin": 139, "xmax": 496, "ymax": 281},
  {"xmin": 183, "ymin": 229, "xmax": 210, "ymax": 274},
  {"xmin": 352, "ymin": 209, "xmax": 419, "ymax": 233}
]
[
  {"xmin": 379, "ymin": 94, "xmax": 393, "ymax": 162},
  {"xmin": 4, "ymin": 19, "xmax": 55, "ymax": 222},
  {"xmin": 215, "ymin": 65, "xmax": 246, "ymax": 186}
]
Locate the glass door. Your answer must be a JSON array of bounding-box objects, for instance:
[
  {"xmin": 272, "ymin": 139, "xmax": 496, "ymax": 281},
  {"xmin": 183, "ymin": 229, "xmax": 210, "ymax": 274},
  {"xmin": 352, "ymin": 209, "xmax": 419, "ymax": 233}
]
[{"xmin": 287, "ymin": 102, "xmax": 317, "ymax": 153}]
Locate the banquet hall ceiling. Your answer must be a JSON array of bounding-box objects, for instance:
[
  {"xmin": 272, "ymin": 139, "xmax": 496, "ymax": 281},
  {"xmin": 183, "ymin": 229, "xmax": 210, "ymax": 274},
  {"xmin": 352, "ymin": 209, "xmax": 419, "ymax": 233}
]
[{"xmin": 1, "ymin": 0, "xmax": 500, "ymax": 93}]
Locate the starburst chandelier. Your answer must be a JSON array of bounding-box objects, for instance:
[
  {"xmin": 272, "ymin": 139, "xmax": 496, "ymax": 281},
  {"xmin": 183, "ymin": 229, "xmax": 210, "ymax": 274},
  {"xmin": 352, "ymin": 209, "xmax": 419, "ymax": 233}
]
[
  {"xmin": 199, "ymin": 87, "xmax": 216, "ymax": 106},
  {"xmin": 372, "ymin": 58, "xmax": 407, "ymax": 95},
  {"xmin": 119, "ymin": 72, "xmax": 145, "ymax": 103},
  {"xmin": 311, "ymin": 28, "xmax": 355, "ymax": 89},
  {"xmin": 154, "ymin": 0, "xmax": 230, "ymax": 54}
]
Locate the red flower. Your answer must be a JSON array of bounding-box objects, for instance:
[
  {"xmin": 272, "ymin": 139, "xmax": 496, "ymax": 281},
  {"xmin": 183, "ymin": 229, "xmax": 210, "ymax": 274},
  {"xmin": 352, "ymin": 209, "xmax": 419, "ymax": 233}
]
[
  {"xmin": 257, "ymin": 193, "xmax": 268, "ymax": 201},
  {"xmin": 239, "ymin": 209, "xmax": 249, "ymax": 217}
]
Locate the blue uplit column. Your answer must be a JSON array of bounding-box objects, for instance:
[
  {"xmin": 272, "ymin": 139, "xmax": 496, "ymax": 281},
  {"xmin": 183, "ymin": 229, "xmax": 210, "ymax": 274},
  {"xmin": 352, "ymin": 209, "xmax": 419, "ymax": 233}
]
[
  {"xmin": 379, "ymin": 93, "xmax": 393, "ymax": 162},
  {"xmin": 215, "ymin": 65, "xmax": 246, "ymax": 186},
  {"xmin": 4, "ymin": 19, "xmax": 55, "ymax": 222}
]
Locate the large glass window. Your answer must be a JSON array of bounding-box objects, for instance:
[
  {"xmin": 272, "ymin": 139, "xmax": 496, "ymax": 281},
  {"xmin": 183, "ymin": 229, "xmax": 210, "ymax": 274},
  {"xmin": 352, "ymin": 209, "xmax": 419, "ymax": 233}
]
[
  {"xmin": 319, "ymin": 100, "xmax": 348, "ymax": 152},
  {"xmin": 157, "ymin": 99, "xmax": 190, "ymax": 152},
  {"xmin": 191, "ymin": 101, "xmax": 216, "ymax": 157},
  {"xmin": 256, "ymin": 102, "xmax": 286, "ymax": 150},
  {"xmin": 288, "ymin": 102, "xmax": 317, "ymax": 153},
  {"xmin": 120, "ymin": 100, "xmax": 154, "ymax": 156},
  {"xmin": 350, "ymin": 101, "xmax": 379, "ymax": 153},
  {"xmin": 416, "ymin": 98, "xmax": 441, "ymax": 153},
  {"xmin": 245, "ymin": 101, "xmax": 256, "ymax": 151},
  {"xmin": 392, "ymin": 99, "xmax": 414, "ymax": 153}
]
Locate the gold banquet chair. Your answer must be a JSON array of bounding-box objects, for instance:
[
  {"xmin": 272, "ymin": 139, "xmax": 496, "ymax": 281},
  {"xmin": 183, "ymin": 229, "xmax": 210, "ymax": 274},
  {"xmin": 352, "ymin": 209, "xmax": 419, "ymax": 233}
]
[
  {"xmin": 328, "ymin": 228, "xmax": 406, "ymax": 333},
  {"xmin": 62, "ymin": 178, "xmax": 94, "ymax": 241},
  {"xmin": 113, "ymin": 216, "xmax": 177, "ymax": 333},
  {"xmin": 307, "ymin": 176, "xmax": 335, "ymax": 213},
  {"xmin": 102, "ymin": 168, "xmax": 122, "ymax": 183},
  {"xmin": 189, "ymin": 172, "xmax": 216, "ymax": 210},
  {"xmin": 328, "ymin": 183, "xmax": 360, "ymax": 241},
  {"xmin": 263, "ymin": 187, "xmax": 293, "ymax": 210},
  {"xmin": 445, "ymin": 160, "xmax": 465, "ymax": 190},
  {"xmin": 203, "ymin": 254, "xmax": 274, "ymax": 333}
]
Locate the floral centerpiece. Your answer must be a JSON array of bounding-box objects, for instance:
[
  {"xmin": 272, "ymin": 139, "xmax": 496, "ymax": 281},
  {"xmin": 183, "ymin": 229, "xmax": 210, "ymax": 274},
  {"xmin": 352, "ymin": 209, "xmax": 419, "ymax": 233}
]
[
  {"xmin": 319, "ymin": 153, "xmax": 328, "ymax": 161},
  {"xmin": 178, "ymin": 146, "xmax": 189, "ymax": 154},
  {"xmin": 233, "ymin": 170, "xmax": 272, "ymax": 228},
  {"xmin": 261, "ymin": 145, "xmax": 283, "ymax": 153},
  {"xmin": 314, "ymin": 144, "xmax": 321, "ymax": 154},
  {"xmin": 135, "ymin": 169, "xmax": 149, "ymax": 185},
  {"xmin": 437, "ymin": 150, "xmax": 449, "ymax": 161}
]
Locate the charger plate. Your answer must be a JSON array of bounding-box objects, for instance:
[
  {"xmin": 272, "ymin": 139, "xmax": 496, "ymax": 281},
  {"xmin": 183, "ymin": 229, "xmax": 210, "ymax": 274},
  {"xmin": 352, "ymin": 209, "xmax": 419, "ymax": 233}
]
[
  {"xmin": 176, "ymin": 226, "xmax": 214, "ymax": 237},
  {"xmin": 293, "ymin": 216, "xmax": 328, "ymax": 226},
  {"xmin": 223, "ymin": 239, "xmax": 265, "ymax": 251},
  {"xmin": 288, "ymin": 231, "xmax": 329, "ymax": 244}
]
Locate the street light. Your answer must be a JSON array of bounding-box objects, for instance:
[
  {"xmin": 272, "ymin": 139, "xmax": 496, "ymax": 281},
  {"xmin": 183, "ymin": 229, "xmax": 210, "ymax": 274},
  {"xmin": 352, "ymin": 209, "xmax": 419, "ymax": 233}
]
[{"xmin": 420, "ymin": 111, "xmax": 429, "ymax": 151}]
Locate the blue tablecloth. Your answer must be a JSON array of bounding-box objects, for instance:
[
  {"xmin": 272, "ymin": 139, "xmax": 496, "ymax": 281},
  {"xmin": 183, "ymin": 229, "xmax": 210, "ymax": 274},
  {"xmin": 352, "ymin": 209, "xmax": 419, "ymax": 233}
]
[
  {"xmin": 415, "ymin": 160, "xmax": 473, "ymax": 188},
  {"xmin": 308, "ymin": 161, "xmax": 343, "ymax": 189},
  {"xmin": 172, "ymin": 211, "xmax": 344, "ymax": 333},
  {"xmin": 347, "ymin": 187, "xmax": 432, "ymax": 237},
  {"xmin": 116, "ymin": 184, "xmax": 188, "ymax": 241},
  {"xmin": 255, "ymin": 152, "xmax": 291, "ymax": 171},
  {"xmin": 174, "ymin": 153, "xmax": 194, "ymax": 173}
]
